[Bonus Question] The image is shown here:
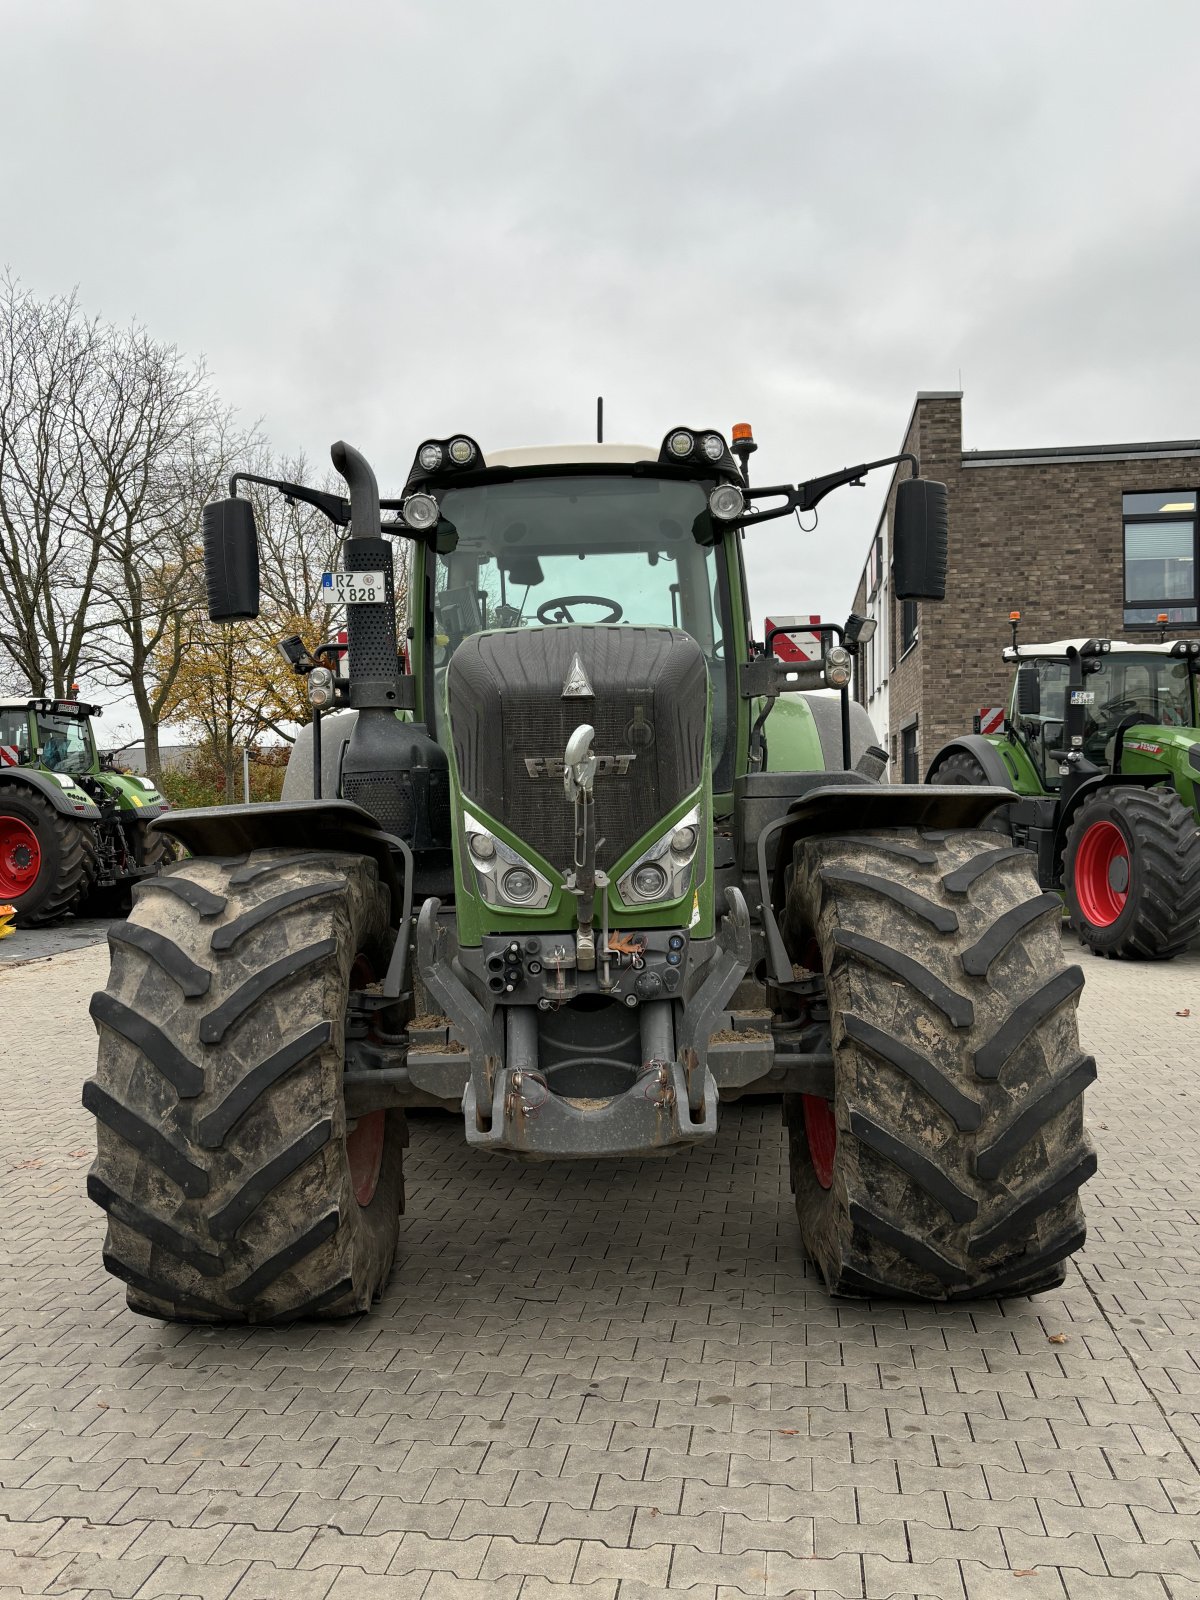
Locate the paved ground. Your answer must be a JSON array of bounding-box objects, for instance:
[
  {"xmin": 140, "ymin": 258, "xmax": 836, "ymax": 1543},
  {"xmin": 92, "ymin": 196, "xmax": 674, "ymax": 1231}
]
[
  {"xmin": 0, "ymin": 919, "xmax": 114, "ymax": 969},
  {"xmin": 1, "ymin": 937, "xmax": 1198, "ymax": 1599}
]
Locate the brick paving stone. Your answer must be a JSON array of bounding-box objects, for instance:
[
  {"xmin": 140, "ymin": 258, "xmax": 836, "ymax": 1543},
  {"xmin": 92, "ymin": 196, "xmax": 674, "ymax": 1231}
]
[{"xmin": 2, "ymin": 939, "xmax": 1200, "ymax": 1600}]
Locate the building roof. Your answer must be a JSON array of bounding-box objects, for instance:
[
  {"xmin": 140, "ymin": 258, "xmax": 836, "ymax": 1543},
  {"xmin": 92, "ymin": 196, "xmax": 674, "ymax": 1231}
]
[
  {"xmin": 485, "ymin": 443, "xmax": 660, "ymax": 469},
  {"xmin": 964, "ymin": 439, "xmax": 1200, "ymax": 468}
]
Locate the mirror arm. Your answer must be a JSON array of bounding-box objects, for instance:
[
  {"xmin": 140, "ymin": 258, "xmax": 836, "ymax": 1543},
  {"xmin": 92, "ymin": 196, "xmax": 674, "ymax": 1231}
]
[
  {"xmin": 228, "ymin": 472, "xmax": 351, "ymax": 526},
  {"xmin": 737, "ymin": 452, "xmax": 920, "ymax": 529}
]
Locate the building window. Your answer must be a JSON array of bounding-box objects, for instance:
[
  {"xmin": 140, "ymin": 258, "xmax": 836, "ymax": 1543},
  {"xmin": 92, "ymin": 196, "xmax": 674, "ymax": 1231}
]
[
  {"xmin": 901, "ymin": 721, "xmax": 919, "ymax": 783},
  {"xmin": 900, "ymin": 598, "xmax": 918, "ymax": 653},
  {"xmin": 1123, "ymin": 490, "xmax": 1198, "ymax": 625}
]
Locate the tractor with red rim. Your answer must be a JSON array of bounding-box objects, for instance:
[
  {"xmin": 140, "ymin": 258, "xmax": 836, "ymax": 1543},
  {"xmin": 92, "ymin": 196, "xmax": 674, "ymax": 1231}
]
[
  {"xmin": 927, "ymin": 629, "xmax": 1200, "ymax": 959},
  {"xmin": 0, "ymin": 696, "xmax": 170, "ymax": 924}
]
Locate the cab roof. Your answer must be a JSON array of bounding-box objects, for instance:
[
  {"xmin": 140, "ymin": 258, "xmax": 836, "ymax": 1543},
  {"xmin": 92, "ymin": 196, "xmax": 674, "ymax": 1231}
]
[
  {"xmin": 1002, "ymin": 639, "xmax": 1190, "ymax": 661},
  {"xmin": 0, "ymin": 697, "xmax": 100, "ymax": 714}
]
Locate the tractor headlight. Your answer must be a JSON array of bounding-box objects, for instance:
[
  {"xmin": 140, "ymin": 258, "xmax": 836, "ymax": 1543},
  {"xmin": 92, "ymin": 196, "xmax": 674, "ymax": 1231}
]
[
  {"xmin": 708, "ymin": 484, "xmax": 745, "ymax": 522},
  {"xmin": 418, "ymin": 442, "xmax": 443, "ymax": 472},
  {"xmin": 824, "ymin": 646, "xmax": 852, "ymax": 689},
  {"xmin": 308, "ymin": 666, "xmax": 337, "ymax": 709},
  {"xmin": 617, "ymin": 804, "xmax": 701, "ymax": 906},
  {"xmin": 402, "ymin": 492, "xmax": 439, "ymax": 531},
  {"xmin": 462, "ymin": 814, "xmax": 552, "ymax": 909}
]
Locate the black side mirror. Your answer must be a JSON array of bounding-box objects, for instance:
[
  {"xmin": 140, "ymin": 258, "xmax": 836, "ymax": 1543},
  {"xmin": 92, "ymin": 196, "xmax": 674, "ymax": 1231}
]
[
  {"xmin": 202, "ymin": 498, "xmax": 260, "ymax": 621},
  {"xmin": 892, "ymin": 478, "xmax": 948, "ymax": 600},
  {"xmin": 1016, "ymin": 666, "xmax": 1041, "ymax": 716}
]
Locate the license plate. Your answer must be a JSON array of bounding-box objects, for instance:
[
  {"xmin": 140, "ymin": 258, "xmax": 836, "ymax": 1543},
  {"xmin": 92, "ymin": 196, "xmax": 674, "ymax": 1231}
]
[{"xmin": 322, "ymin": 571, "xmax": 386, "ymax": 605}]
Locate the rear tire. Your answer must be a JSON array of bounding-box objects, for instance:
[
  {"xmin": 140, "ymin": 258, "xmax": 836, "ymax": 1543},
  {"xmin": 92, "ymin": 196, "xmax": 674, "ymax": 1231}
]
[
  {"xmin": 1064, "ymin": 785, "xmax": 1200, "ymax": 959},
  {"xmin": 0, "ymin": 786, "xmax": 97, "ymax": 925},
  {"xmin": 84, "ymin": 848, "xmax": 406, "ymax": 1322},
  {"xmin": 781, "ymin": 827, "xmax": 1095, "ymax": 1300}
]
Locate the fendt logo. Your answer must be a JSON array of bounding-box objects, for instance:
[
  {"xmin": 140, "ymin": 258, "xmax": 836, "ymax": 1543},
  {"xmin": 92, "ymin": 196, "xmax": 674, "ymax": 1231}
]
[{"xmin": 524, "ymin": 755, "xmax": 637, "ymax": 779}]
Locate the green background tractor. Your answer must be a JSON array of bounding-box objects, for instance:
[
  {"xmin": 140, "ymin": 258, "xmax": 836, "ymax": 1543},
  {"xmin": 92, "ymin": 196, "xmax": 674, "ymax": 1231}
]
[
  {"xmin": 0, "ymin": 696, "xmax": 170, "ymax": 924},
  {"xmin": 927, "ymin": 634, "xmax": 1200, "ymax": 958},
  {"xmin": 85, "ymin": 427, "xmax": 1095, "ymax": 1322}
]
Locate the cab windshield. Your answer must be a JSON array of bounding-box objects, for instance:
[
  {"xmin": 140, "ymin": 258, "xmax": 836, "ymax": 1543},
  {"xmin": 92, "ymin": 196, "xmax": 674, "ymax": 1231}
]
[
  {"xmin": 431, "ymin": 473, "xmax": 734, "ymax": 786},
  {"xmin": 1013, "ymin": 652, "xmax": 1196, "ymax": 787},
  {"xmin": 35, "ymin": 713, "xmax": 95, "ymax": 776}
]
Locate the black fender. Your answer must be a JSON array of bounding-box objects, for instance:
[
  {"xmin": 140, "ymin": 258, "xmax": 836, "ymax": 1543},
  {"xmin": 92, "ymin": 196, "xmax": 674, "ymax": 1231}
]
[
  {"xmin": 150, "ymin": 799, "xmax": 410, "ymax": 922},
  {"xmin": 756, "ymin": 781, "xmax": 1017, "ymax": 985},
  {"xmin": 0, "ymin": 767, "xmax": 101, "ymax": 821},
  {"xmin": 924, "ymin": 734, "xmax": 1012, "ymax": 787},
  {"xmin": 1054, "ymin": 772, "xmax": 1168, "ymax": 863}
]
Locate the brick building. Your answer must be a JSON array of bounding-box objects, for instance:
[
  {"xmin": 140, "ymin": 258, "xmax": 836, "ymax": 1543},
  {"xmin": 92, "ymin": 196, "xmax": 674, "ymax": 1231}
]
[{"xmin": 852, "ymin": 392, "xmax": 1200, "ymax": 779}]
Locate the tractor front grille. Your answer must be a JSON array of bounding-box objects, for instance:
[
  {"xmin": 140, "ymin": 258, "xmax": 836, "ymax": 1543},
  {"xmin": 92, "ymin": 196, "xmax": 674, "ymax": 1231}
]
[{"xmin": 447, "ymin": 626, "xmax": 707, "ymax": 873}]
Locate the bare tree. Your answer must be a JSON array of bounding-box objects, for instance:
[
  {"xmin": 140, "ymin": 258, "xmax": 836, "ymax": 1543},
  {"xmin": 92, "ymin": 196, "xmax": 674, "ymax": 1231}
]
[{"xmin": 0, "ymin": 275, "xmax": 108, "ymax": 694}]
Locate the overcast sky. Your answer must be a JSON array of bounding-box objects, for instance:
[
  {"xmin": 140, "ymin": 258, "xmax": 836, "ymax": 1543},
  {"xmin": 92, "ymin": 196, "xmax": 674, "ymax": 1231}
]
[{"xmin": 2, "ymin": 0, "xmax": 1198, "ymax": 740}]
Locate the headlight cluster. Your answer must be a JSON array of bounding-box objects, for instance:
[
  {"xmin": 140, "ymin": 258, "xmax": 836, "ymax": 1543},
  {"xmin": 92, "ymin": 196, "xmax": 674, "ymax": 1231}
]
[
  {"xmin": 659, "ymin": 427, "xmax": 734, "ymax": 471},
  {"xmin": 616, "ymin": 804, "xmax": 702, "ymax": 907},
  {"xmin": 824, "ymin": 645, "xmax": 853, "ymax": 689},
  {"xmin": 464, "ymin": 814, "xmax": 553, "ymax": 909},
  {"xmin": 411, "ymin": 435, "xmax": 482, "ymax": 479}
]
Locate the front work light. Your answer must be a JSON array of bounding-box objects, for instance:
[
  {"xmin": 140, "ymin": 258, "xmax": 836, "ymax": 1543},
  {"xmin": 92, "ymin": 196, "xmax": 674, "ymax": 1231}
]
[
  {"xmin": 668, "ymin": 430, "xmax": 694, "ymax": 457},
  {"xmin": 708, "ymin": 484, "xmax": 745, "ymax": 521},
  {"xmin": 701, "ymin": 433, "xmax": 725, "ymax": 461},
  {"xmin": 418, "ymin": 442, "xmax": 443, "ymax": 472},
  {"xmin": 402, "ymin": 492, "xmax": 439, "ymax": 531},
  {"xmin": 448, "ymin": 437, "xmax": 476, "ymax": 465}
]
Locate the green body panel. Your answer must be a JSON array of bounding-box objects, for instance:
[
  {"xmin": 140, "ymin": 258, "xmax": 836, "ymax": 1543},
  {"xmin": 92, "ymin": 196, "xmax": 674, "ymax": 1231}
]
[
  {"xmin": 974, "ymin": 731, "xmax": 1049, "ymax": 796},
  {"xmin": 90, "ymin": 769, "xmax": 167, "ymax": 811},
  {"xmin": 1117, "ymin": 722, "xmax": 1200, "ymax": 814},
  {"xmin": 755, "ymin": 694, "xmax": 827, "ymax": 774}
]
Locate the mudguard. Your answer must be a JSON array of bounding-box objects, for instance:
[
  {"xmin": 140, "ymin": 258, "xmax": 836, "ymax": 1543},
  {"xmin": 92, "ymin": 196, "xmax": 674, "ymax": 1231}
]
[
  {"xmin": 757, "ymin": 780, "xmax": 1017, "ymax": 985},
  {"xmin": 150, "ymin": 799, "xmax": 407, "ymax": 913},
  {"xmin": 0, "ymin": 767, "xmax": 100, "ymax": 821},
  {"xmin": 924, "ymin": 733, "xmax": 1014, "ymax": 788}
]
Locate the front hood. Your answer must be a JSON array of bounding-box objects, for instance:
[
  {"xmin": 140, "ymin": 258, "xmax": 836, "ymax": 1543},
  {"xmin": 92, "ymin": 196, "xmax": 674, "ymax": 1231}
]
[{"xmin": 445, "ymin": 624, "xmax": 708, "ymax": 874}]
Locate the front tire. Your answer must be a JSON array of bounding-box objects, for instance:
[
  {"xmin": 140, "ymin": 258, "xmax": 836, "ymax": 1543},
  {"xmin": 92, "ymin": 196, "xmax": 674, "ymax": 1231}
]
[
  {"xmin": 0, "ymin": 787, "xmax": 97, "ymax": 925},
  {"xmin": 781, "ymin": 827, "xmax": 1095, "ymax": 1300},
  {"xmin": 1063, "ymin": 785, "xmax": 1200, "ymax": 960},
  {"xmin": 84, "ymin": 848, "xmax": 406, "ymax": 1322}
]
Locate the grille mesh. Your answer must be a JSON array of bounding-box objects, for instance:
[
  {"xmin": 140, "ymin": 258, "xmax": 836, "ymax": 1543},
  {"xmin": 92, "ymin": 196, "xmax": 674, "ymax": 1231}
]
[{"xmin": 448, "ymin": 627, "xmax": 707, "ymax": 871}]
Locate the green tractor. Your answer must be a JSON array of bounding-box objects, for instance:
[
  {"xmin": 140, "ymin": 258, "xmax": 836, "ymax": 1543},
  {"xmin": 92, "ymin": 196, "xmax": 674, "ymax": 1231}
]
[
  {"xmin": 927, "ymin": 626, "xmax": 1200, "ymax": 960},
  {"xmin": 85, "ymin": 427, "xmax": 1095, "ymax": 1322},
  {"xmin": 0, "ymin": 696, "xmax": 170, "ymax": 924}
]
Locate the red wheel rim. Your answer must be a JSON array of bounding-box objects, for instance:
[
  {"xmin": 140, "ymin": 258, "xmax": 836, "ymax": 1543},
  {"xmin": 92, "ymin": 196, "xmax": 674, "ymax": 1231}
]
[
  {"xmin": 346, "ymin": 954, "xmax": 386, "ymax": 1206},
  {"xmin": 1074, "ymin": 819, "xmax": 1129, "ymax": 927},
  {"xmin": 0, "ymin": 817, "xmax": 41, "ymax": 898},
  {"xmin": 803, "ymin": 1094, "xmax": 837, "ymax": 1189}
]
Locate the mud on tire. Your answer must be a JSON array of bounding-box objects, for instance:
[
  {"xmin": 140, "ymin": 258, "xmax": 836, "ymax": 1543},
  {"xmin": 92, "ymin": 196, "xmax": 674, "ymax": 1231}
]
[
  {"xmin": 781, "ymin": 828, "xmax": 1095, "ymax": 1301},
  {"xmin": 84, "ymin": 848, "xmax": 406, "ymax": 1322}
]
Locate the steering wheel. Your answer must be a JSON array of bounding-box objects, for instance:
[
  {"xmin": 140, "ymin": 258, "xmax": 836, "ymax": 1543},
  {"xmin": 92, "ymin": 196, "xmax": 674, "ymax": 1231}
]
[
  {"xmin": 1100, "ymin": 696, "xmax": 1152, "ymax": 720},
  {"xmin": 536, "ymin": 594, "xmax": 623, "ymax": 624}
]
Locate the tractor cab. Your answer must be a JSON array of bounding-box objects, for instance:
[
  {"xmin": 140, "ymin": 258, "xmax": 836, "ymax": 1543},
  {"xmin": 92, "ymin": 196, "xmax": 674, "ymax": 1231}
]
[
  {"xmin": 1005, "ymin": 639, "xmax": 1199, "ymax": 790},
  {"xmin": 0, "ymin": 698, "xmax": 101, "ymax": 778}
]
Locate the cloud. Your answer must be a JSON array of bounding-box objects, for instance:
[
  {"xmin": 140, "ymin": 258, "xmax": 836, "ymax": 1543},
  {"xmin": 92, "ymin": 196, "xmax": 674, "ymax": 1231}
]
[{"xmin": 2, "ymin": 0, "xmax": 1197, "ymax": 648}]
